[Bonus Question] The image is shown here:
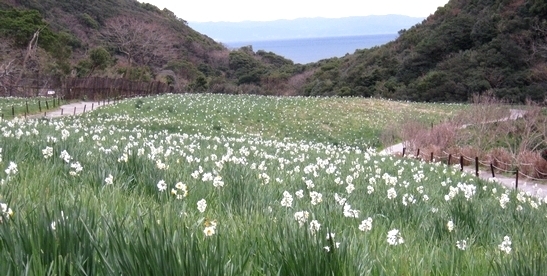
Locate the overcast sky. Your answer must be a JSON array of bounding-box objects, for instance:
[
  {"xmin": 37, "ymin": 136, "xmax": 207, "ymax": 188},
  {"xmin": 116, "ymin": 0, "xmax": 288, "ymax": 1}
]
[{"xmin": 138, "ymin": 0, "xmax": 450, "ymax": 22}]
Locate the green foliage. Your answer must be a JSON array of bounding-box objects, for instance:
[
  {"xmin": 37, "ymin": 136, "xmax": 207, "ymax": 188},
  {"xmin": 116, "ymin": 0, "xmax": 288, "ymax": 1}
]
[
  {"xmin": 75, "ymin": 47, "xmax": 111, "ymax": 77},
  {"xmin": 78, "ymin": 13, "xmax": 99, "ymax": 29},
  {"xmin": 299, "ymin": 0, "xmax": 547, "ymax": 103},
  {"xmin": 75, "ymin": 59, "xmax": 93, "ymax": 77},
  {"xmin": 228, "ymin": 50, "xmax": 266, "ymax": 85},
  {"xmin": 256, "ymin": 50, "xmax": 294, "ymax": 67},
  {"xmin": 188, "ymin": 74, "xmax": 209, "ymax": 92},
  {"xmin": 117, "ymin": 66, "xmax": 152, "ymax": 82},
  {"xmin": 89, "ymin": 47, "xmax": 111, "ymax": 71},
  {"xmin": 0, "ymin": 9, "xmax": 56, "ymax": 49},
  {"xmin": 139, "ymin": 2, "xmax": 162, "ymax": 13},
  {"xmin": 0, "ymin": 95, "xmax": 544, "ymax": 274}
]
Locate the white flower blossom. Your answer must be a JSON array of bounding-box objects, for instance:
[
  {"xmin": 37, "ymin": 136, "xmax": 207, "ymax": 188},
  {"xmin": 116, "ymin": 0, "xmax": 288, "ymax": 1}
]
[
  {"xmin": 197, "ymin": 199, "xmax": 207, "ymax": 213},
  {"xmin": 358, "ymin": 217, "xmax": 373, "ymax": 232},
  {"xmin": 387, "ymin": 229, "xmax": 404, "ymax": 245},
  {"xmin": 498, "ymin": 236, "xmax": 512, "ymax": 254}
]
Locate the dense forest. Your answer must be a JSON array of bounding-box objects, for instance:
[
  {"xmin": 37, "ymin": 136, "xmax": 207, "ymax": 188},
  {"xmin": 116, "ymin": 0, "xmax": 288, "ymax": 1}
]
[
  {"xmin": 0, "ymin": 0, "xmax": 300, "ymax": 96},
  {"xmin": 302, "ymin": 0, "xmax": 547, "ymax": 103},
  {"xmin": 0, "ymin": 0, "xmax": 546, "ymax": 102}
]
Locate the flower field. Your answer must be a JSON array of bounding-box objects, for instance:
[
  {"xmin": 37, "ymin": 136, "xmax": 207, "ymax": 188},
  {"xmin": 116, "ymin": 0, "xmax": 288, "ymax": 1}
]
[
  {"xmin": 0, "ymin": 97, "xmax": 64, "ymax": 119},
  {"xmin": 0, "ymin": 94, "xmax": 545, "ymax": 275}
]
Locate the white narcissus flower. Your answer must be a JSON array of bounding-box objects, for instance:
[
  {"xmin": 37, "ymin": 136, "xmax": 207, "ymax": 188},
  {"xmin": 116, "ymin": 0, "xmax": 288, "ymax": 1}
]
[
  {"xmin": 456, "ymin": 240, "xmax": 467, "ymax": 250},
  {"xmin": 387, "ymin": 229, "xmax": 404, "ymax": 245},
  {"xmin": 498, "ymin": 236, "xmax": 512, "ymax": 254},
  {"xmin": 197, "ymin": 199, "xmax": 207, "ymax": 213},
  {"xmin": 203, "ymin": 226, "xmax": 215, "ymax": 236},
  {"xmin": 358, "ymin": 217, "xmax": 373, "ymax": 232},
  {"xmin": 280, "ymin": 191, "xmax": 293, "ymax": 207},
  {"xmin": 105, "ymin": 174, "xmax": 114, "ymax": 185},
  {"xmin": 157, "ymin": 180, "xmax": 167, "ymax": 192},
  {"xmin": 447, "ymin": 220, "xmax": 454, "ymax": 232},
  {"xmin": 387, "ymin": 188, "xmax": 397, "ymax": 200}
]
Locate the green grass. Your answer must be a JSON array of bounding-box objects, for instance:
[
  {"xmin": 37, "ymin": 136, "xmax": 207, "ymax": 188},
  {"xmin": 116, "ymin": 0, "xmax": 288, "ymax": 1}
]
[
  {"xmin": 0, "ymin": 97, "xmax": 64, "ymax": 119},
  {"xmin": 97, "ymin": 94, "xmax": 466, "ymax": 148},
  {"xmin": 0, "ymin": 94, "xmax": 544, "ymax": 275}
]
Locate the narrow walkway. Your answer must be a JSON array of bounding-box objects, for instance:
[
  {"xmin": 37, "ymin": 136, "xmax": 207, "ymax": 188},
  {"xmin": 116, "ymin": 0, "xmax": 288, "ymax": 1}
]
[
  {"xmin": 378, "ymin": 109, "xmax": 547, "ymax": 198},
  {"xmin": 26, "ymin": 100, "xmax": 112, "ymax": 119}
]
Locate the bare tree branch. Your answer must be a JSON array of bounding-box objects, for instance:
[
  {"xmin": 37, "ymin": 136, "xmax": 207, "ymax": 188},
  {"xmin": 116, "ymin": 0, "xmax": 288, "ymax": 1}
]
[{"xmin": 102, "ymin": 17, "xmax": 174, "ymax": 67}]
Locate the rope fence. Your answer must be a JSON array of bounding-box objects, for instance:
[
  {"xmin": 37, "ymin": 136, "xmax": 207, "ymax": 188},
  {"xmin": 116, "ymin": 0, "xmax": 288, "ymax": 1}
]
[{"xmin": 401, "ymin": 147, "xmax": 547, "ymax": 191}]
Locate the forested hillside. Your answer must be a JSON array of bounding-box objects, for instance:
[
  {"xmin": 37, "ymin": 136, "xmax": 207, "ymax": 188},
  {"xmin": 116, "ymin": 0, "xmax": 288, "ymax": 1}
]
[
  {"xmin": 0, "ymin": 0, "xmax": 301, "ymax": 96},
  {"xmin": 300, "ymin": 0, "xmax": 547, "ymax": 103},
  {"xmin": 1, "ymin": 0, "xmax": 546, "ymax": 102}
]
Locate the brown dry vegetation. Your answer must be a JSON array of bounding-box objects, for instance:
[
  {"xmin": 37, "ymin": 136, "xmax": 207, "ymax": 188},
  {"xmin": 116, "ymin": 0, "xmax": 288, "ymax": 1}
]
[{"xmin": 383, "ymin": 94, "xmax": 547, "ymax": 179}]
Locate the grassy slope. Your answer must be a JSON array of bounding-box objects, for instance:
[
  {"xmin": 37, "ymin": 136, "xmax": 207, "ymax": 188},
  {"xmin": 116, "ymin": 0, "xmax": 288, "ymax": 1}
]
[{"xmin": 0, "ymin": 94, "xmax": 545, "ymax": 275}]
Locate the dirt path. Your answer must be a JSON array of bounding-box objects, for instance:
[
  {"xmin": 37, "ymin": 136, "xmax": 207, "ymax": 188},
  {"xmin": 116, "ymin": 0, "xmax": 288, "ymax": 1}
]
[
  {"xmin": 26, "ymin": 100, "xmax": 112, "ymax": 119},
  {"xmin": 379, "ymin": 109, "xmax": 547, "ymax": 198}
]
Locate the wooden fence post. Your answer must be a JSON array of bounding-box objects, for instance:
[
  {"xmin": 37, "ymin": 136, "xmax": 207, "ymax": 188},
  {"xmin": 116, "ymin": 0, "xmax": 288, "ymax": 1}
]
[
  {"xmin": 45, "ymin": 100, "xmax": 49, "ymax": 110},
  {"xmin": 38, "ymin": 101, "xmax": 42, "ymax": 112},
  {"xmin": 448, "ymin": 154, "xmax": 452, "ymax": 166},
  {"xmin": 61, "ymin": 109, "xmax": 63, "ymax": 115},
  {"xmin": 26, "ymin": 102, "xmax": 29, "ymax": 114},
  {"xmin": 402, "ymin": 147, "xmax": 406, "ymax": 157},
  {"xmin": 490, "ymin": 163, "xmax": 495, "ymax": 178},
  {"xmin": 475, "ymin": 157, "xmax": 479, "ymax": 177},
  {"xmin": 515, "ymin": 169, "xmax": 519, "ymax": 190},
  {"xmin": 73, "ymin": 107, "xmax": 76, "ymax": 115},
  {"xmin": 83, "ymin": 105, "xmax": 86, "ymax": 113},
  {"xmin": 460, "ymin": 156, "xmax": 464, "ymax": 172},
  {"xmin": 416, "ymin": 149, "xmax": 420, "ymax": 158},
  {"xmin": 11, "ymin": 106, "xmax": 14, "ymax": 117},
  {"xmin": 430, "ymin": 152, "xmax": 434, "ymax": 162}
]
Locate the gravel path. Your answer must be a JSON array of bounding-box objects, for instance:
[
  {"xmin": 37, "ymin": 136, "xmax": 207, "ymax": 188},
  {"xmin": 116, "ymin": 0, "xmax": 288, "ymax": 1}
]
[
  {"xmin": 379, "ymin": 109, "xmax": 547, "ymax": 198},
  {"xmin": 27, "ymin": 100, "xmax": 112, "ymax": 119}
]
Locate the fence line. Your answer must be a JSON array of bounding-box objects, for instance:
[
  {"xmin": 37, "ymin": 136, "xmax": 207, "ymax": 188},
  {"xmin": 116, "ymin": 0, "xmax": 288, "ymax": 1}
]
[
  {"xmin": 2, "ymin": 77, "xmax": 174, "ymax": 100},
  {"xmin": 536, "ymin": 168, "xmax": 547, "ymax": 176},
  {"xmin": 401, "ymin": 147, "xmax": 547, "ymax": 189}
]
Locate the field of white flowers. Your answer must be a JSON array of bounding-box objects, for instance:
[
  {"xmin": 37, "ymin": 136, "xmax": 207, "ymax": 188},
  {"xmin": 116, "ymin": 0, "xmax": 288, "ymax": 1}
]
[
  {"xmin": 0, "ymin": 94, "xmax": 545, "ymax": 275},
  {"xmin": 0, "ymin": 97, "xmax": 63, "ymax": 119}
]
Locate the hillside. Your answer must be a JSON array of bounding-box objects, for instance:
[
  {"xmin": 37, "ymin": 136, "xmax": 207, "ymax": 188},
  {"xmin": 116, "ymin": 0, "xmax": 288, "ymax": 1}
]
[
  {"xmin": 0, "ymin": 0, "xmax": 301, "ymax": 96},
  {"xmin": 299, "ymin": 0, "xmax": 547, "ymax": 103},
  {"xmin": 189, "ymin": 15, "xmax": 424, "ymax": 42},
  {"xmin": 1, "ymin": 0, "xmax": 546, "ymax": 102}
]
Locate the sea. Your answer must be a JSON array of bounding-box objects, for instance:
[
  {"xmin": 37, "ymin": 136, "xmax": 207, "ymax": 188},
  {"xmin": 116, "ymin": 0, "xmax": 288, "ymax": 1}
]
[{"xmin": 224, "ymin": 34, "xmax": 398, "ymax": 64}]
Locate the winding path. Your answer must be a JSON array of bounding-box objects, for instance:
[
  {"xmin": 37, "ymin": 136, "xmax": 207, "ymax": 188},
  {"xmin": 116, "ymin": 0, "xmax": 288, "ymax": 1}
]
[
  {"xmin": 27, "ymin": 100, "xmax": 112, "ymax": 119},
  {"xmin": 379, "ymin": 109, "xmax": 547, "ymax": 198}
]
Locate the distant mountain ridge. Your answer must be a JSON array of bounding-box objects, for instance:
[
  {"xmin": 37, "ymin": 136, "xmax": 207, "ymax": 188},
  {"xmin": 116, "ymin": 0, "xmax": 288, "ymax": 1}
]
[{"xmin": 189, "ymin": 15, "xmax": 425, "ymax": 42}]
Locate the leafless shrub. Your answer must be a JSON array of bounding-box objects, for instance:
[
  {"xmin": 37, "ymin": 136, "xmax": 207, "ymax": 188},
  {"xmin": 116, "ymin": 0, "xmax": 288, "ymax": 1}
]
[
  {"xmin": 534, "ymin": 158, "xmax": 547, "ymax": 179},
  {"xmin": 399, "ymin": 119, "xmax": 427, "ymax": 152},
  {"xmin": 380, "ymin": 124, "xmax": 399, "ymax": 149},
  {"xmin": 209, "ymin": 82, "xmax": 239, "ymax": 94},
  {"xmin": 421, "ymin": 144, "xmax": 443, "ymax": 162},
  {"xmin": 287, "ymin": 70, "xmax": 315, "ymax": 95},
  {"xmin": 489, "ymin": 147, "xmax": 514, "ymax": 172},
  {"xmin": 517, "ymin": 150, "xmax": 540, "ymax": 178},
  {"xmin": 459, "ymin": 146, "xmax": 482, "ymax": 166},
  {"xmin": 452, "ymin": 91, "xmax": 509, "ymax": 150},
  {"xmin": 208, "ymin": 50, "xmax": 229, "ymax": 69},
  {"xmin": 238, "ymin": 84, "xmax": 265, "ymax": 95}
]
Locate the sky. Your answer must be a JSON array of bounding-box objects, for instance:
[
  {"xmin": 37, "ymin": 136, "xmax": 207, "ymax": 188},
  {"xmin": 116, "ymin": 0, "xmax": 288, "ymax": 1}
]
[{"xmin": 138, "ymin": 0, "xmax": 451, "ymax": 22}]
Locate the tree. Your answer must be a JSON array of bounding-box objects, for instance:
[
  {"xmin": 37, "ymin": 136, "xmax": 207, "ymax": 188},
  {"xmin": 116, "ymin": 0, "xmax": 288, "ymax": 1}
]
[
  {"xmin": 0, "ymin": 58, "xmax": 16, "ymax": 96},
  {"xmin": 102, "ymin": 17, "xmax": 173, "ymax": 67},
  {"xmin": 89, "ymin": 47, "xmax": 111, "ymax": 73}
]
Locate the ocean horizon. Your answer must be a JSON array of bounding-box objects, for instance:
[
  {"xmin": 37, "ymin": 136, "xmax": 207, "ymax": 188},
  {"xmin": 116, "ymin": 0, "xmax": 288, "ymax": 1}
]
[{"xmin": 224, "ymin": 34, "xmax": 398, "ymax": 64}]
